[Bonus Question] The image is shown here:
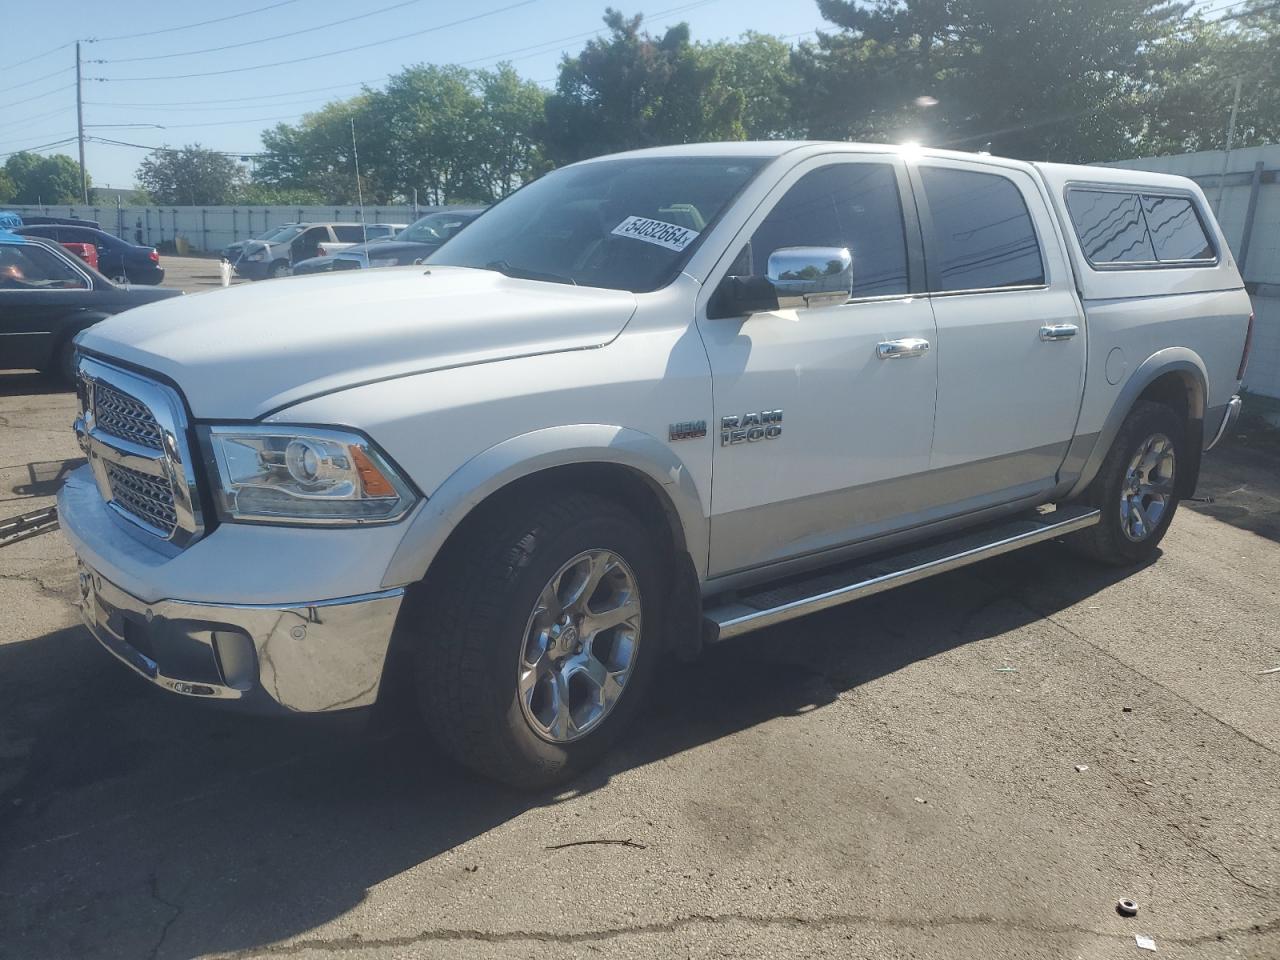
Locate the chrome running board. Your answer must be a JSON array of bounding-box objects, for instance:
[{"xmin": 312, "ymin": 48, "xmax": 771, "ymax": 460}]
[{"xmin": 702, "ymin": 505, "xmax": 1100, "ymax": 642}]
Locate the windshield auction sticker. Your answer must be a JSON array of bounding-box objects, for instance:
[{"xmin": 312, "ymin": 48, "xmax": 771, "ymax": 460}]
[{"xmin": 611, "ymin": 216, "xmax": 699, "ymax": 252}]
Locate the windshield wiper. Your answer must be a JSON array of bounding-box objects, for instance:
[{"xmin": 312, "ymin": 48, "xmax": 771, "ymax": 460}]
[{"xmin": 483, "ymin": 260, "xmax": 576, "ymax": 286}]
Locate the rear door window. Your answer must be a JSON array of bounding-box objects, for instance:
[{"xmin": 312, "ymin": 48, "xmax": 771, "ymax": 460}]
[
  {"xmin": 333, "ymin": 225, "xmax": 365, "ymax": 242},
  {"xmin": 0, "ymin": 242, "xmax": 89, "ymax": 289},
  {"xmin": 919, "ymin": 166, "xmax": 1045, "ymax": 291}
]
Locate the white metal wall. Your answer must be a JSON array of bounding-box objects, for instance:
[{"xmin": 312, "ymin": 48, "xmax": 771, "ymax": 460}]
[{"xmin": 1102, "ymin": 145, "xmax": 1280, "ymax": 399}]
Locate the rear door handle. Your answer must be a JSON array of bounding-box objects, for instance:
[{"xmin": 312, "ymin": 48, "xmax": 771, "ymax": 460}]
[
  {"xmin": 1039, "ymin": 323, "xmax": 1079, "ymax": 341},
  {"xmin": 876, "ymin": 338, "xmax": 930, "ymax": 359}
]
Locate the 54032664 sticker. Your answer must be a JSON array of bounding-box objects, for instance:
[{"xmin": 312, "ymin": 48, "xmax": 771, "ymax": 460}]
[{"xmin": 610, "ymin": 216, "xmax": 699, "ymax": 252}]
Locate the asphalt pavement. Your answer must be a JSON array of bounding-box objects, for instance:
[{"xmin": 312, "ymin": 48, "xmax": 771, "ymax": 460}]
[{"xmin": 1, "ymin": 375, "xmax": 1278, "ymax": 959}]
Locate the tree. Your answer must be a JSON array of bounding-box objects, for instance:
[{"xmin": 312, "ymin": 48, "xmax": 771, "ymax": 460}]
[
  {"xmin": 136, "ymin": 144, "xmax": 246, "ymax": 205},
  {"xmin": 0, "ymin": 169, "xmax": 14, "ymax": 205},
  {"xmin": 2, "ymin": 152, "xmax": 84, "ymax": 204},
  {"xmin": 792, "ymin": 0, "xmax": 1191, "ymax": 162},
  {"xmin": 1135, "ymin": 1, "xmax": 1280, "ymax": 155},
  {"xmin": 698, "ymin": 32, "xmax": 799, "ymax": 139},
  {"xmin": 255, "ymin": 67, "xmax": 546, "ymax": 205},
  {"xmin": 542, "ymin": 9, "xmax": 746, "ymax": 165}
]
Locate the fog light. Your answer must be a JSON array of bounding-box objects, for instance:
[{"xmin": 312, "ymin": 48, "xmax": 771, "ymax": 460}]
[{"xmin": 212, "ymin": 630, "xmax": 257, "ymax": 691}]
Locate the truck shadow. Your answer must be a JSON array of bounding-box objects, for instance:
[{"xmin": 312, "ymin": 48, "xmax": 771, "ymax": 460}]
[{"xmin": 0, "ymin": 542, "xmax": 1146, "ymax": 960}]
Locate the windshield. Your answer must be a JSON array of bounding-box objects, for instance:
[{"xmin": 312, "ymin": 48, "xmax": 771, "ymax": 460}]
[
  {"xmin": 260, "ymin": 225, "xmax": 304, "ymax": 244},
  {"xmin": 428, "ymin": 157, "xmax": 766, "ymax": 292},
  {"xmin": 400, "ymin": 212, "xmax": 475, "ymax": 245}
]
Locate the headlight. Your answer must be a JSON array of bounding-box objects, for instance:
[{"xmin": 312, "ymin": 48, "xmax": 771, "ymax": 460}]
[
  {"xmin": 202, "ymin": 426, "xmax": 417, "ymax": 525},
  {"xmin": 369, "ymin": 257, "xmax": 399, "ymax": 268}
]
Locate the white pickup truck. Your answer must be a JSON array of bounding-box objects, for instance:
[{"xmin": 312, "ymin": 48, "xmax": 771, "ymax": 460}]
[{"xmin": 60, "ymin": 142, "xmax": 1252, "ymax": 787}]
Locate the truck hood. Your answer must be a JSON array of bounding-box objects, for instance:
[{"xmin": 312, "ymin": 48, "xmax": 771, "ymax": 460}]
[{"xmin": 78, "ymin": 265, "xmax": 638, "ymax": 419}]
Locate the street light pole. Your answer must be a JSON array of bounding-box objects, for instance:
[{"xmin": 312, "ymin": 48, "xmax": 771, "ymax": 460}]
[
  {"xmin": 75, "ymin": 41, "xmax": 88, "ymax": 204},
  {"xmin": 1215, "ymin": 75, "xmax": 1243, "ymax": 216}
]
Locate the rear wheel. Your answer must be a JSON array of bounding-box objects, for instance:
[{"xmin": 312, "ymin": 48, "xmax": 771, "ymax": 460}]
[
  {"xmin": 414, "ymin": 492, "xmax": 663, "ymax": 789},
  {"xmin": 1069, "ymin": 401, "xmax": 1183, "ymax": 565},
  {"xmin": 267, "ymin": 260, "xmax": 291, "ymax": 279}
]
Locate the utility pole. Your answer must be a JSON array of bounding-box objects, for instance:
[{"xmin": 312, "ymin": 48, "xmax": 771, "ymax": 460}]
[
  {"xmin": 75, "ymin": 41, "xmax": 88, "ymax": 204},
  {"xmin": 1215, "ymin": 75, "xmax": 1243, "ymax": 216}
]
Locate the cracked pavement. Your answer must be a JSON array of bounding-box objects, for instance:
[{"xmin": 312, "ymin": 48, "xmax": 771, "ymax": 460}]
[{"xmin": 1, "ymin": 372, "xmax": 1278, "ymax": 959}]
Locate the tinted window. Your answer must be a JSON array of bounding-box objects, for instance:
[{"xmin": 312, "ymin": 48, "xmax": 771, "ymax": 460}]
[
  {"xmin": 920, "ymin": 167, "xmax": 1045, "ymax": 290},
  {"xmin": 746, "ymin": 162, "xmax": 909, "ymax": 298},
  {"xmin": 333, "ymin": 225, "xmax": 366, "ymax": 242},
  {"xmin": 1142, "ymin": 195, "xmax": 1213, "ymax": 261},
  {"xmin": 1065, "ymin": 190, "xmax": 1155, "ymax": 263},
  {"xmin": 19, "ymin": 225, "xmax": 59, "ymax": 240},
  {"xmin": 0, "ymin": 243, "xmax": 89, "ymax": 290},
  {"xmin": 430, "ymin": 157, "xmax": 765, "ymax": 292}
]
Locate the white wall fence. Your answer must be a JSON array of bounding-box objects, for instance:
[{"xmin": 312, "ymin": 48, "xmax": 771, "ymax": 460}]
[
  {"xmin": 1104, "ymin": 144, "xmax": 1280, "ymax": 400},
  {"xmin": 4, "ymin": 204, "xmax": 432, "ymax": 254}
]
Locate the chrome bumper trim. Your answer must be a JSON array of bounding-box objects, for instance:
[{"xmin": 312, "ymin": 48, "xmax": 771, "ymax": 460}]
[
  {"xmin": 75, "ymin": 560, "xmax": 405, "ymax": 712},
  {"xmin": 1205, "ymin": 395, "xmax": 1242, "ymax": 451}
]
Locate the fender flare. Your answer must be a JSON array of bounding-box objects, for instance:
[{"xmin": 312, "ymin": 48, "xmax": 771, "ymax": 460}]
[
  {"xmin": 1066, "ymin": 347, "xmax": 1207, "ymax": 499},
  {"xmin": 380, "ymin": 424, "xmax": 709, "ymax": 588}
]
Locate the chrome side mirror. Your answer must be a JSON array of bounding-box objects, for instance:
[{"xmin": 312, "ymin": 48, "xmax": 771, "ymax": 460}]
[{"xmin": 767, "ymin": 246, "xmax": 853, "ymax": 309}]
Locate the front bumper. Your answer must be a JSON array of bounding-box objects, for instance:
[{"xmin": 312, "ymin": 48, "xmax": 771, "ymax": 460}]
[
  {"xmin": 74, "ymin": 558, "xmax": 404, "ymax": 713},
  {"xmin": 1205, "ymin": 395, "xmax": 1243, "ymax": 451},
  {"xmin": 58, "ymin": 465, "xmax": 412, "ymax": 713}
]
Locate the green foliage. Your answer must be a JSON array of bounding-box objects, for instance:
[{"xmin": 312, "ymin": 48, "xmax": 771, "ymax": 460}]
[
  {"xmin": 136, "ymin": 145, "xmax": 246, "ymax": 205},
  {"xmin": 3, "ymin": 152, "xmax": 85, "ymax": 204},
  {"xmin": 542, "ymin": 9, "xmax": 746, "ymax": 165},
  {"xmin": 0, "ymin": 169, "xmax": 14, "ymax": 205},
  {"xmin": 255, "ymin": 67, "xmax": 546, "ymax": 206}
]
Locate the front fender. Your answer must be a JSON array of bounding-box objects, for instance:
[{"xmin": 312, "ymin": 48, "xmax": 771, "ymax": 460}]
[
  {"xmin": 1066, "ymin": 347, "xmax": 1208, "ymax": 499},
  {"xmin": 380, "ymin": 424, "xmax": 709, "ymax": 588}
]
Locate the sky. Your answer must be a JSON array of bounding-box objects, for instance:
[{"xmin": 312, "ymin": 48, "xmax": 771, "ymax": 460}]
[
  {"xmin": 0, "ymin": 0, "xmax": 1242, "ymax": 190},
  {"xmin": 0, "ymin": 0, "xmax": 833, "ymax": 188}
]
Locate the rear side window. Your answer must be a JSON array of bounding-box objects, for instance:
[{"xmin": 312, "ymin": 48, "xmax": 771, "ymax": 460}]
[
  {"xmin": 333, "ymin": 225, "xmax": 366, "ymax": 242},
  {"xmin": 748, "ymin": 162, "xmax": 910, "ymax": 298},
  {"xmin": 1065, "ymin": 190, "xmax": 1155, "ymax": 263},
  {"xmin": 1141, "ymin": 195, "xmax": 1214, "ymax": 261},
  {"xmin": 919, "ymin": 167, "xmax": 1045, "ymax": 291},
  {"xmin": 1066, "ymin": 189, "xmax": 1214, "ymax": 266}
]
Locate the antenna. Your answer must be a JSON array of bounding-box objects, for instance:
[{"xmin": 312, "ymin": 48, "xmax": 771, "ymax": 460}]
[{"xmin": 350, "ymin": 116, "xmax": 369, "ymax": 265}]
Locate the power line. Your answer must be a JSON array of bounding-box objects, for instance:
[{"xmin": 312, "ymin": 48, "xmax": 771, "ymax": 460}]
[
  {"xmin": 82, "ymin": 83, "xmax": 368, "ymax": 110},
  {"xmin": 0, "ymin": 64, "xmax": 73, "ymax": 95},
  {"xmin": 0, "ymin": 83, "xmax": 75, "ymax": 112},
  {"xmin": 86, "ymin": 136, "xmax": 264, "ymax": 157},
  {"xmin": 91, "ymin": 1, "xmax": 539, "ymax": 82},
  {"xmin": 85, "ymin": 95, "xmax": 355, "ymax": 114},
  {"xmin": 0, "ymin": 41, "xmax": 75, "ymax": 74},
  {"xmin": 1, "ymin": 104, "xmax": 76, "ymax": 130},
  {"xmin": 93, "ymin": 0, "xmax": 432, "ymax": 64},
  {"xmin": 86, "ymin": 0, "xmax": 306, "ymax": 44},
  {"xmin": 0, "ymin": 136, "xmax": 78, "ymax": 160}
]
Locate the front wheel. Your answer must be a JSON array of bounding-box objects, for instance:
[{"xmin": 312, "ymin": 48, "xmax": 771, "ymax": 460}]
[
  {"xmin": 267, "ymin": 260, "xmax": 291, "ymax": 279},
  {"xmin": 1069, "ymin": 401, "xmax": 1184, "ymax": 565},
  {"xmin": 414, "ymin": 493, "xmax": 664, "ymax": 789}
]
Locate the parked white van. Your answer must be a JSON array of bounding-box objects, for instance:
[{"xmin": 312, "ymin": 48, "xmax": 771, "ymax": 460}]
[{"xmin": 60, "ymin": 142, "xmax": 1252, "ymax": 787}]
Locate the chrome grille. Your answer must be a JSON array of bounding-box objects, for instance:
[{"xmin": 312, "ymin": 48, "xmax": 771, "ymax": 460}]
[
  {"xmin": 77, "ymin": 357, "xmax": 204, "ymax": 548},
  {"xmin": 104, "ymin": 461, "xmax": 178, "ymax": 535},
  {"xmin": 93, "ymin": 380, "xmax": 165, "ymax": 450}
]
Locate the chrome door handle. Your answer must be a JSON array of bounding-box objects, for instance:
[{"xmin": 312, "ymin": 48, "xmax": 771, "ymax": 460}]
[
  {"xmin": 877, "ymin": 338, "xmax": 930, "ymax": 359},
  {"xmin": 1040, "ymin": 323, "xmax": 1079, "ymax": 341}
]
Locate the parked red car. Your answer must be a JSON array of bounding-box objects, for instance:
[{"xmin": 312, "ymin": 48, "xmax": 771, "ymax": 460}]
[{"xmin": 61, "ymin": 242, "xmax": 99, "ymax": 272}]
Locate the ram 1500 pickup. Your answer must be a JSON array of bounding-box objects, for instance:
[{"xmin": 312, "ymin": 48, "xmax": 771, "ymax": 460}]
[{"xmin": 59, "ymin": 142, "xmax": 1252, "ymax": 787}]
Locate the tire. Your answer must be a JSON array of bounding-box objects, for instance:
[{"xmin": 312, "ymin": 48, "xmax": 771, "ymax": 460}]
[
  {"xmin": 55, "ymin": 337, "xmax": 80, "ymax": 385},
  {"xmin": 267, "ymin": 260, "xmax": 291, "ymax": 279},
  {"xmin": 1069, "ymin": 400, "xmax": 1184, "ymax": 565},
  {"xmin": 414, "ymin": 492, "xmax": 664, "ymax": 789}
]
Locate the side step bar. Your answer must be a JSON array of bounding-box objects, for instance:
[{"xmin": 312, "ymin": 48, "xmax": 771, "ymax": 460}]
[{"xmin": 703, "ymin": 505, "xmax": 1100, "ymax": 642}]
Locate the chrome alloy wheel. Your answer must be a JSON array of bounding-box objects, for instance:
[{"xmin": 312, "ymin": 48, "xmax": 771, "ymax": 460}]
[
  {"xmin": 1120, "ymin": 432, "xmax": 1176, "ymax": 542},
  {"xmin": 518, "ymin": 549, "xmax": 642, "ymax": 743}
]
